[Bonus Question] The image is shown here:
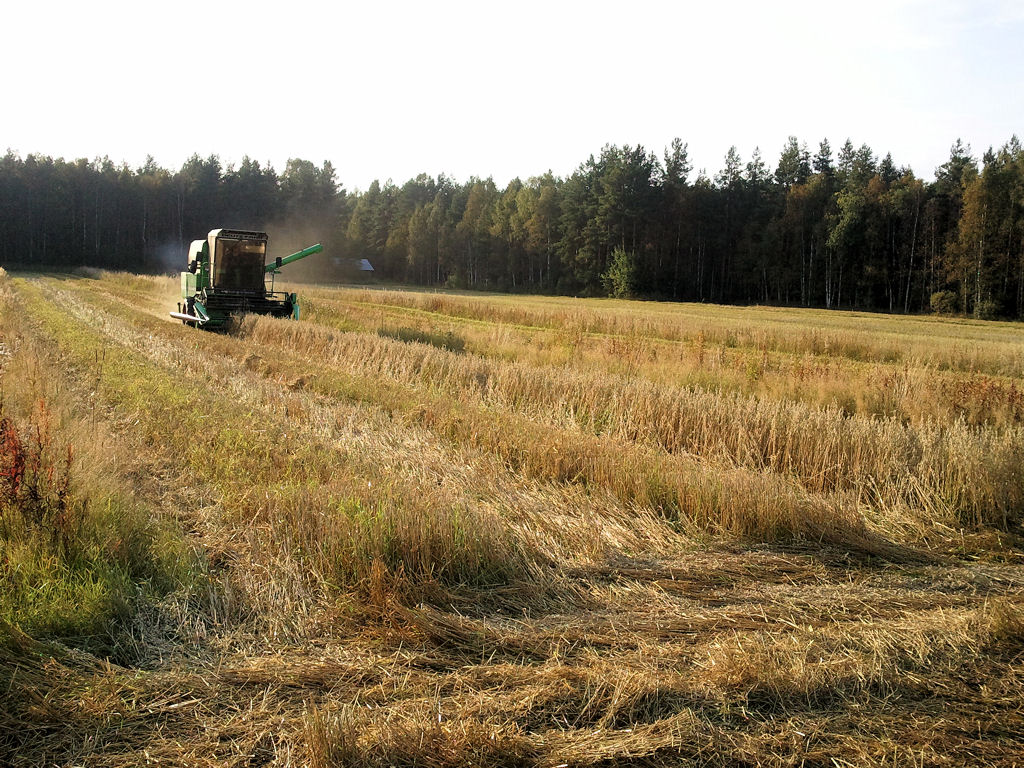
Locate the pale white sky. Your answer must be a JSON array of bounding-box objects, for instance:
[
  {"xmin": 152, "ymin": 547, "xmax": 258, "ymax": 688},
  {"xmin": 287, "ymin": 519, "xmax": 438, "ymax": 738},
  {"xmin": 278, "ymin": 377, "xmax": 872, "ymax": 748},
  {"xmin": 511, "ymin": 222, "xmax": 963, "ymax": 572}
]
[{"xmin": 4, "ymin": 0, "xmax": 1022, "ymax": 189}]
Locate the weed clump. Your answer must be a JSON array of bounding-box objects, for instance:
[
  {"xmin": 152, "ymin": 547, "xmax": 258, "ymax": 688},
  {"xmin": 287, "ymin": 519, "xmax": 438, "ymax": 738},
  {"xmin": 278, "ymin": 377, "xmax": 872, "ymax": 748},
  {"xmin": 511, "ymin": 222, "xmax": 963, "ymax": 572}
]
[
  {"xmin": 1, "ymin": 400, "xmax": 81, "ymax": 555},
  {"xmin": 0, "ymin": 398, "xmax": 187, "ymax": 645}
]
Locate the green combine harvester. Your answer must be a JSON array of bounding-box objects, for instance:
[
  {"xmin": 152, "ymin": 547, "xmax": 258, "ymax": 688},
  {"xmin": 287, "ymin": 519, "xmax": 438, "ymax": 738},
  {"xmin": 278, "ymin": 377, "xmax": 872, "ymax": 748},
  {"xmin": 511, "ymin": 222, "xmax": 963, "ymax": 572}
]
[{"xmin": 171, "ymin": 229, "xmax": 322, "ymax": 329}]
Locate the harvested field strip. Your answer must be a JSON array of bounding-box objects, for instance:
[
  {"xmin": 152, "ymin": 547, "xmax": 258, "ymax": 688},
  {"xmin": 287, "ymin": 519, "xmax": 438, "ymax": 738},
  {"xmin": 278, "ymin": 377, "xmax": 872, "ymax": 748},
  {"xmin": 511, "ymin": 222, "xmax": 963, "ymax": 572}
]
[
  {"xmin": 58, "ymin": 276, "xmax": 1024, "ymax": 543},
  {"xmin": 0, "ymin": 279, "xmax": 195, "ymax": 650},
  {"xmin": 16, "ymin": 279, "xmax": 558, "ymax": 618},
  {"xmin": 7, "ymin": 577, "xmax": 1024, "ymax": 766},
  {"xmin": 49, "ymin": 277, "xmax": 904, "ymax": 551},
  {"xmin": 27, "ymin": 278, "xmax": 692, "ymax": 567}
]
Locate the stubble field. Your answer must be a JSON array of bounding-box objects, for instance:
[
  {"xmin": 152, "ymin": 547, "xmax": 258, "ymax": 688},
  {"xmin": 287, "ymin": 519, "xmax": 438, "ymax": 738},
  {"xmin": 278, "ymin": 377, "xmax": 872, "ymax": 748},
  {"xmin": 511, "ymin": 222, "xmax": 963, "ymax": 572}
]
[{"xmin": 1, "ymin": 268, "xmax": 1023, "ymax": 766}]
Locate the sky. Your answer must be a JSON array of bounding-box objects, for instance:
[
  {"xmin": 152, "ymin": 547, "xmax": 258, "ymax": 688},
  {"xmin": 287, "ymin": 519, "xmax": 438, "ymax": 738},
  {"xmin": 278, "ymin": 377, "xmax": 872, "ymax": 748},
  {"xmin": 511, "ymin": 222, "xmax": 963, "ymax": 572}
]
[{"xmin": 4, "ymin": 0, "xmax": 1023, "ymax": 190}]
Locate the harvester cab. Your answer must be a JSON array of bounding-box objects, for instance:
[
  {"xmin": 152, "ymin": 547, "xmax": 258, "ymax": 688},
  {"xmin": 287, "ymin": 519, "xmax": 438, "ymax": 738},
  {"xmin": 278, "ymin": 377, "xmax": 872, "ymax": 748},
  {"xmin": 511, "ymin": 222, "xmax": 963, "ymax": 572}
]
[{"xmin": 171, "ymin": 229, "xmax": 322, "ymax": 329}]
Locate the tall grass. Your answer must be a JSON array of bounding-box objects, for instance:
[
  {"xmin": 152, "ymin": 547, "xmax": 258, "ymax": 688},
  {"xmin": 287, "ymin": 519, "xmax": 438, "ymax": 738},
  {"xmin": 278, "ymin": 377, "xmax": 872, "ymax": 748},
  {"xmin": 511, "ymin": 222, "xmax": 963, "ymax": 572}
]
[
  {"xmin": 308, "ymin": 287, "xmax": 1024, "ymax": 376},
  {"xmin": 87, "ymin": 295, "xmax": 868, "ymax": 548},
  {"xmin": 309, "ymin": 292, "xmax": 1024, "ymax": 427}
]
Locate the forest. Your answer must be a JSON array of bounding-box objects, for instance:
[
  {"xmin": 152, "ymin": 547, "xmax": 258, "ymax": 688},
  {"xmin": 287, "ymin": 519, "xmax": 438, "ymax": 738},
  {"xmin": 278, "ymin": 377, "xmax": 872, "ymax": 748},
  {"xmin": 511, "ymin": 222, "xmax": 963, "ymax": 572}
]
[{"xmin": 2, "ymin": 135, "xmax": 1023, "ymax": 317}]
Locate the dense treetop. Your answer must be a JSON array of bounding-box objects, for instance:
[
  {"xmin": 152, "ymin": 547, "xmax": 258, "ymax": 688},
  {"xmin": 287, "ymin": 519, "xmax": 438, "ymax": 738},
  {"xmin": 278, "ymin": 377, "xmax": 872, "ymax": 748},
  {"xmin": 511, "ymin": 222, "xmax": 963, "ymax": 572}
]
[{"xmin": 2, "ymin": 136, "xmax": 1023, "ymax": 317}]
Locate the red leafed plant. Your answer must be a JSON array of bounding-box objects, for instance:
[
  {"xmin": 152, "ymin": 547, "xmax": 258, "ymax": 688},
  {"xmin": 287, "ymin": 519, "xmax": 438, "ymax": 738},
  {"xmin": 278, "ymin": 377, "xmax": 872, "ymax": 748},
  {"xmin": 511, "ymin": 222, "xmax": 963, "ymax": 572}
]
[{"xmin": 0, "ymin": 399, "xmax": 80, "ymax": 552}]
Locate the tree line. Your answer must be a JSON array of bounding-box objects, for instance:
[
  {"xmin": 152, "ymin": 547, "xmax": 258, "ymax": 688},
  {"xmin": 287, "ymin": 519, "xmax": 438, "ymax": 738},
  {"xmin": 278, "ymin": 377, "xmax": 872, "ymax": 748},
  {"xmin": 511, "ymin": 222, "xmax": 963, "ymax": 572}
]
[{"xmin": 2, "ymin": 136, "xmax": 1023, "ymax": 317}]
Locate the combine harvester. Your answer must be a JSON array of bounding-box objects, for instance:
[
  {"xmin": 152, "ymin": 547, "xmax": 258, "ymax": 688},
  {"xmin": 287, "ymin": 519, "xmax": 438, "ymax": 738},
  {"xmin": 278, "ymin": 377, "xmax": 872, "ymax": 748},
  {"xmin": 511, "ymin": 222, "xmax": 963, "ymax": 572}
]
[{"xmin": 171, "ymin": 229, "xmax": 322, "ymax": 329}]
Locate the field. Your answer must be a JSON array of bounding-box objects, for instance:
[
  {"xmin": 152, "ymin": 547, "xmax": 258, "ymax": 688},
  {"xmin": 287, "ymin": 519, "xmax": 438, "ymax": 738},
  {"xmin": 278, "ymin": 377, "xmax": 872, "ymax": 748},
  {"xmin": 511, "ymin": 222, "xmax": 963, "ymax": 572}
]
[{"xmin": 2, "ymin": 268, "xmax": 1023, "ymax": 767}]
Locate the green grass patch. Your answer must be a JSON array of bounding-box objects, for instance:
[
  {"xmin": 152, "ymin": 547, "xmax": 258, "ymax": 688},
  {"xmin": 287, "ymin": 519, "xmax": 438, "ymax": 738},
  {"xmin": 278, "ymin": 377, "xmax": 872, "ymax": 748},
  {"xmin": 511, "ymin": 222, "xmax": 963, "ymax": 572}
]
[{"xmin": 0, "ymin": 398, "xmax": 192, "ymax": 650}]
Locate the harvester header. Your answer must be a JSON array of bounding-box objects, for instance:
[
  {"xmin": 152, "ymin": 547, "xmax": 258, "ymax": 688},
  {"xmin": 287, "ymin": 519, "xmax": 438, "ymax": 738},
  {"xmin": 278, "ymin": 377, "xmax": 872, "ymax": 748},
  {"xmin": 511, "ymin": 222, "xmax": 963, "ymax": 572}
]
[{"xmin": 171, "ymin": 229, "xmax": 322, "ymax": 329}]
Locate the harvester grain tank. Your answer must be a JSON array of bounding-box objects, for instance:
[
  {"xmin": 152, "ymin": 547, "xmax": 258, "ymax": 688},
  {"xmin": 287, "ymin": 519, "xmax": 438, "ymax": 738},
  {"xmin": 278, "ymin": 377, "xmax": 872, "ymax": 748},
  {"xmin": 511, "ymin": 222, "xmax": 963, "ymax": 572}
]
[{"xmin": 171, "ymin": 229, "xmax": 322, "ymax": 329}]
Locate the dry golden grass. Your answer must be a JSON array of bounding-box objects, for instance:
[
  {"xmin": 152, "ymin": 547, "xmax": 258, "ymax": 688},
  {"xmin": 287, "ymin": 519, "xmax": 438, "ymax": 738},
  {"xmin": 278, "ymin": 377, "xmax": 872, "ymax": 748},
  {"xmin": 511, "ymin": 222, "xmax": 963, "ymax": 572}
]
[
  {"xmin": 2, "ymin": 270, "xmax": 1023, "ymax": 767},
  {"xmin": 306, "ymin": 286, "xmax": 1024, "ymax": 374},
  {"xmin": 305, "ymin": 287, "xmax": 1024, "ymax": 429},
  {"xmin": 241, "ymin": 308, "xmax": 1023, "ymax": 532}
]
